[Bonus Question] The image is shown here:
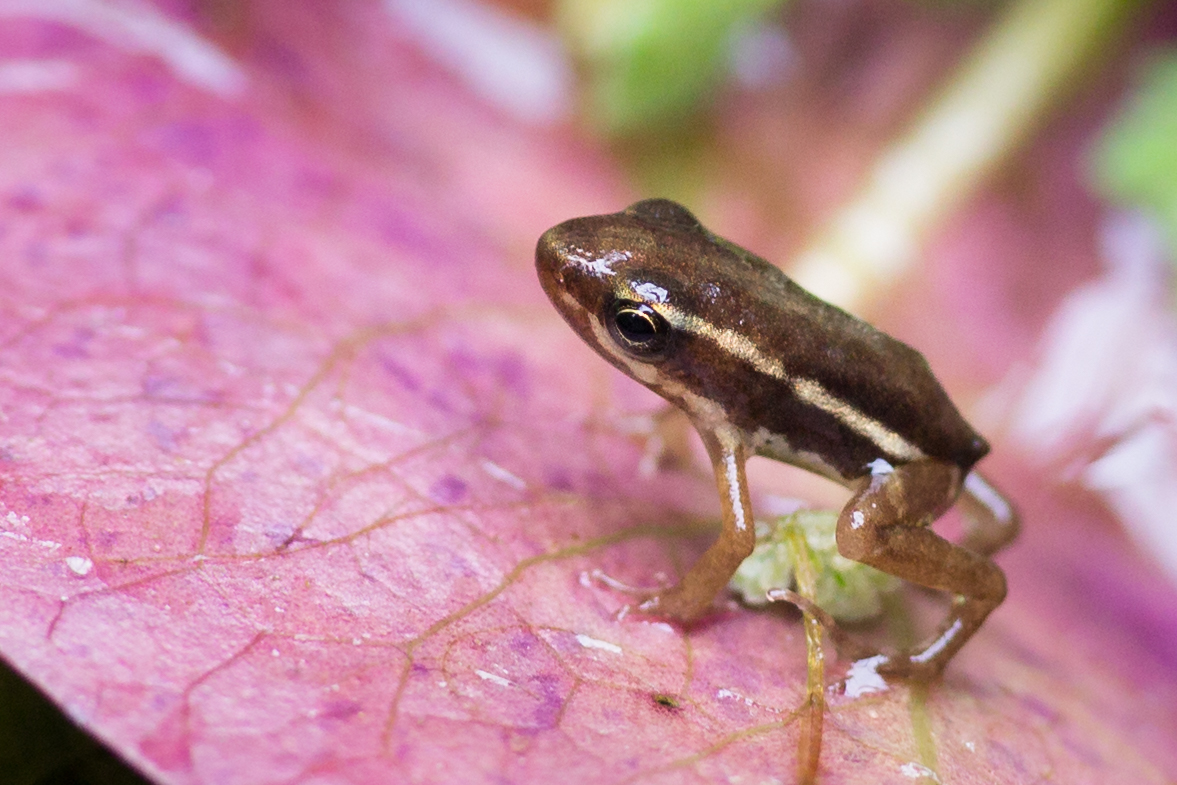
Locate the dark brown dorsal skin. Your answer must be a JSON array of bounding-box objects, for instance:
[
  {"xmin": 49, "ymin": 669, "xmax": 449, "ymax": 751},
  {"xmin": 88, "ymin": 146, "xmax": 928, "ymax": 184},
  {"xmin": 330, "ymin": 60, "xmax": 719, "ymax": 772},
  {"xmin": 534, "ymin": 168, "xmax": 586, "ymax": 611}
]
[{"xmin": 536, "ymin": 199, "xmax": 1018, "ymax": 679}]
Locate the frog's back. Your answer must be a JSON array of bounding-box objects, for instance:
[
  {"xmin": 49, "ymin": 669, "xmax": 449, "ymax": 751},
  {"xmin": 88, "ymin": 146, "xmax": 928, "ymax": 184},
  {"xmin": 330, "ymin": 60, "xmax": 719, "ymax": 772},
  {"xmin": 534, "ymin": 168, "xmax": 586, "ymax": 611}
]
[
  {"xmin": 679, "ymin": 241, "xmax": 989, "ymax": 481},
  {"xmin": 535, "ymin": 198, "xmax": 989, "ymax": 483}
]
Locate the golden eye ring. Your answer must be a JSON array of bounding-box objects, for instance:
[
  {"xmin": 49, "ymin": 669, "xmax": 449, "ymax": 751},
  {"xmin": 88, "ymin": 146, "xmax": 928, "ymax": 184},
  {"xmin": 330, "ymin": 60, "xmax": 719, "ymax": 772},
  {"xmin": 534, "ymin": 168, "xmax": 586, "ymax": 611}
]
[{"xmin": 609, "ymin": 301, "xmax": 670, "ymax": 356}]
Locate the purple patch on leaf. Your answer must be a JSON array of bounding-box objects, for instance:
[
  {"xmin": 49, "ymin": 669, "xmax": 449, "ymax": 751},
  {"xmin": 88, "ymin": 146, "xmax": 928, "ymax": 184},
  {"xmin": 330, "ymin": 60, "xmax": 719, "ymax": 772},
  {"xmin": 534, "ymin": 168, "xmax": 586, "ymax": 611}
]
[
  {"xmin": 543, "ymin": 468, "xmax": 574, "ymax": 492},
  {"xmin": 149, "ymin": 120, "xmax": 220, "ymax": 166},
  {"xmin": 146, "ymin": 420, "xmax": 180, "ymax": 453},
  {"xmin": 379, "ymin": 356, "xmax": 420, "ymax": 392},
  {"xmin": 7, "ymin": 188, "xmax": 42, "ymax": 212},
  {"xmin": 429, "ymin": 474, "xmax": 468, "ymax": 504},
  {"xmin": 319, "ymin": 698, "xmax": 363, "ymax": 721},
  {"xmin": 141, "ymin": 374, "xmax": 220, "ymax": 404},
  {"xmin": 495, "ymin": 353, "xmax": 527, "ymax": 395},
  {"xmin": 529, "ymin": 673, "xmax": 565, "ymax": 729}
]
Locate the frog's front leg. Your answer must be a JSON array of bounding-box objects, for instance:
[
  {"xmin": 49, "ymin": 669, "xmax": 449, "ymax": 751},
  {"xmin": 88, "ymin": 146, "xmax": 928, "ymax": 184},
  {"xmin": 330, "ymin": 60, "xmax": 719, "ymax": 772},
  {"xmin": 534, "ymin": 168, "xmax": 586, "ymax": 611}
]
[
  {"xmin": 835, "ymin": 460, "xmax": 1008, "ymax": 679},
  {"xmin": 638, "ymin": 426, "xmax": 756, "ymax": 623}
]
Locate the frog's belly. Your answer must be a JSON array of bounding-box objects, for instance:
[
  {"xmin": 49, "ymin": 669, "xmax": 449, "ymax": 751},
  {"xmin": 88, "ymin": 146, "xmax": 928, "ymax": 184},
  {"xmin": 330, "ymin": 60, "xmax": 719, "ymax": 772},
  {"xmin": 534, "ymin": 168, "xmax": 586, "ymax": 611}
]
[{"xmin": 750, "ymin": 427, "xmax": 858, "ymax": 487}]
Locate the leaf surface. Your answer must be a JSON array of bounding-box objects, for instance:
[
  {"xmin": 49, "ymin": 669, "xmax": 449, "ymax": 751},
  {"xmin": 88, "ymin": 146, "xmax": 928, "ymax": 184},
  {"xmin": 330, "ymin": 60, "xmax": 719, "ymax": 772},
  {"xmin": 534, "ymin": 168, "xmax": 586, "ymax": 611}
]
[{"xmin": 0, "ymin": 3, "xmax": 1175, "ymax": 784}]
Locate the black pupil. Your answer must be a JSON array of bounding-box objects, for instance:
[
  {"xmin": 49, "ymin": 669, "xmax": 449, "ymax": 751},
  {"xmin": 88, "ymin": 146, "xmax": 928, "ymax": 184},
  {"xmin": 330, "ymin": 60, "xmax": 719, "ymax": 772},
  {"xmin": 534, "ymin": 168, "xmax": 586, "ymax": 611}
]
[{"xmin": 616, "ymin": 308, "xmax": 658, "ymax": 342}]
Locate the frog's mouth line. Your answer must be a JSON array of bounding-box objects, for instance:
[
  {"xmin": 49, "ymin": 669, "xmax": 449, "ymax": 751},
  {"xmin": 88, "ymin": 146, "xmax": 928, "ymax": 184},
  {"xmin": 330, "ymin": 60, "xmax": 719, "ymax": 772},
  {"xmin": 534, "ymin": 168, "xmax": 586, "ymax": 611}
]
[{"xmin": 583, "ymin": 309, "xmax": 662, "ymax": 390}]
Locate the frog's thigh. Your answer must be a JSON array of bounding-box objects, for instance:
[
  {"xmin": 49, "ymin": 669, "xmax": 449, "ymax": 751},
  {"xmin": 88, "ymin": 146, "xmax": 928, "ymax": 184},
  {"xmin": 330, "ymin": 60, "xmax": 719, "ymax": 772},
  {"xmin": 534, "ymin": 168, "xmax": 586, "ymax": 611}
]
[
  {"xmin": 836, "ymin": 460, "xmax": 1005, "ymax": 597},
  {"xmin": 835, "ymin": 460, "xmax": 1007, "ymax": 674}
]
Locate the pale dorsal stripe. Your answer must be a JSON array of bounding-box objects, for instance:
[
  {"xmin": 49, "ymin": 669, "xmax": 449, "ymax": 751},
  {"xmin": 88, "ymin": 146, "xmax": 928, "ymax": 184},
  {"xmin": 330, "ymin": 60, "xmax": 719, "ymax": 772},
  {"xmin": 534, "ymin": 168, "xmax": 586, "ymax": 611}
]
[
  {"xmin": 642, "ymin": 297, "xmax": 924, "ymax": 462},
  {"xmin": 792, "ymin": 378, "xmax": 924, "ymax": 461}
]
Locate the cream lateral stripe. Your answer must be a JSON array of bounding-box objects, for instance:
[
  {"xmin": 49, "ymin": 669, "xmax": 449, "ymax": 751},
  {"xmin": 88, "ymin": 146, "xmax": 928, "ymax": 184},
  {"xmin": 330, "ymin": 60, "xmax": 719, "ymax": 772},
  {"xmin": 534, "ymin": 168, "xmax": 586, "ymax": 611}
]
[
  {"xmin": 657, "ymin": 304, "xmax": 789, "ymax": 380},
  {"xmin": 722, "ymin": 451, "xmax": 749, "ymax": 532},
  {"xmin": 792, "ymin": 378, "xmax": 924, "ymax": 461},
  {"xmin": 633, "ymin": 292, "xmax": 924, "ymax": 461}
]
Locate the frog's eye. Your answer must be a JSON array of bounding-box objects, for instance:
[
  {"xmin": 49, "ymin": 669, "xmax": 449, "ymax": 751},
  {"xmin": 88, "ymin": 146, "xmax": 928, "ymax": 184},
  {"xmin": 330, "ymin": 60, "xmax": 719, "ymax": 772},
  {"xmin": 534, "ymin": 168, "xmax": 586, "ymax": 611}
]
[{"xmin": 609, "ymin": 301, "xmax": 670, "ymax": 356}]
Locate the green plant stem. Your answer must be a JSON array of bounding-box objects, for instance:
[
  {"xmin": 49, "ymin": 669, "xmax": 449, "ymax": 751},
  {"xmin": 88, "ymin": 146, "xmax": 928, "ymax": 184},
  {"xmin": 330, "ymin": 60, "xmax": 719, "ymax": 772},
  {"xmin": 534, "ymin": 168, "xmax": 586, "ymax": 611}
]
[
  {"xmin": 790, "ymin": 0, "xmax": 1148, "ymax": 311},
  {"xmin": 784, "ymin": 522, "xmax": 824, "ymax": 785}
]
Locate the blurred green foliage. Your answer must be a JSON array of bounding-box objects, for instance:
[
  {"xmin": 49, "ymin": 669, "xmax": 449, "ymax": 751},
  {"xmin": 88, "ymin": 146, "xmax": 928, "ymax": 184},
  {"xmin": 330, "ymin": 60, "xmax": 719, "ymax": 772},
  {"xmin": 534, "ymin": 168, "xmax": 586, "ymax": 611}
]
[
  {"xmin": 557, "ymin": 0, "xmax": 788, "ymax": 134},
  {"xmin": 0, "ymin": 657, "xmax": 150, "ymax": 785},
  {"xmin": 556, "ymin": 0, "xmax": 998, "ymax": 136},
  {"xmin": 1094, "ymin": 50, "xmax": 1177, "ymax": 263}
]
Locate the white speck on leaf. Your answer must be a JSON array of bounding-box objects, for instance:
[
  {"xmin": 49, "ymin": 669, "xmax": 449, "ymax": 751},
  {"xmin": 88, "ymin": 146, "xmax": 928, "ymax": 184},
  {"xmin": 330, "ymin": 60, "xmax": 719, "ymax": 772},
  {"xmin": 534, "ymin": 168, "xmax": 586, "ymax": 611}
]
[
  {"xmin": 480, "ymin": 459, "xmax": 526, "ymax": 489},
  {"xmin": 575, "ymin": 634, "xmax": 621, "ymax": 654},
  {"xmin": 1, "ymin": 530, "xmax": 62, "ymax": 551},
  {"xmin": 475, "ymin": 669, "xmax": 512, "ymax": 688},
  {"xmin": 900, "ymin": 762, "xmax": 941, "ymax": 782},
  {"xmin": 716, "ymin": 688, "xmax": 754, "ymax": 706},
  {"xmin": 65, "ymin": 556, "xmax": 93, "ymax": 576}
]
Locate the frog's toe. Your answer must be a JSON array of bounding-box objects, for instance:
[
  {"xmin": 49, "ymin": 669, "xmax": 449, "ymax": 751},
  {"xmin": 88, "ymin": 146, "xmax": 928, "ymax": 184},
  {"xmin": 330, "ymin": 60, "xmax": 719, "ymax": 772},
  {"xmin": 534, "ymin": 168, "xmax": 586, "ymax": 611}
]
[
  {"xmin": 874, "ymin": 653, "xmax": 945, "ymax": 682},
  {"xmin": 633, "ymin": 589, "xmax": 714, "ymax": 625}
]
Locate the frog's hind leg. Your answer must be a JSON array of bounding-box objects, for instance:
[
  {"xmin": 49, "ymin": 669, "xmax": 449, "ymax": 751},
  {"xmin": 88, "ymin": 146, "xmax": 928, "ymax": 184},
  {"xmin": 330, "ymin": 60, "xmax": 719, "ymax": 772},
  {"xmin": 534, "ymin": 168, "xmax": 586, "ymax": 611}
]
[
  {"xmin": 834, "ymin": 460, "xmax": 1008, "ymax": 679},
  {"xmin": 958, "ymin": 472, "xmax": 1020, "ymax": 557}
]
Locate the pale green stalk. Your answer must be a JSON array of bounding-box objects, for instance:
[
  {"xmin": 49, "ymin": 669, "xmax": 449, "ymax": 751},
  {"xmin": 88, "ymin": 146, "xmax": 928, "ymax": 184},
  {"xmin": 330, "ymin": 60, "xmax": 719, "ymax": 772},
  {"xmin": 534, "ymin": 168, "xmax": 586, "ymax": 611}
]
[
  {"xmin": 783, "ymin": 521, "xmax": 824, "ymax": 785},
  {"xmin": 791, "ymin": 0, "xmax": 1147, "ymax": 311}
]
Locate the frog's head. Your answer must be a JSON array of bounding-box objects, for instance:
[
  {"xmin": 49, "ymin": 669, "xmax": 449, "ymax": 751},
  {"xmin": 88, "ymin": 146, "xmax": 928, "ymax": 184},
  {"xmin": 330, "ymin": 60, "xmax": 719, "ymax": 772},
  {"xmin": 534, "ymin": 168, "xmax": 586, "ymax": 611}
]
[
  {"xmin": 535, "ymin": 200, "xmax": 709, "ymax": 381},
  {"xmin": 537, "ymin": 199, "xmax": 772, "ymax": 407}
]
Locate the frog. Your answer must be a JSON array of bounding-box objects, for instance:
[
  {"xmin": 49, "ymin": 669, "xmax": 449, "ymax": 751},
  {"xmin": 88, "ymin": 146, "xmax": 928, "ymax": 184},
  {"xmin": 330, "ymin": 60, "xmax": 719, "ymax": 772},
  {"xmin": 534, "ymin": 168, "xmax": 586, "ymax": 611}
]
[{"xmin": 535, "ymin": 198, "xmax": 1019, "ymax": 679}]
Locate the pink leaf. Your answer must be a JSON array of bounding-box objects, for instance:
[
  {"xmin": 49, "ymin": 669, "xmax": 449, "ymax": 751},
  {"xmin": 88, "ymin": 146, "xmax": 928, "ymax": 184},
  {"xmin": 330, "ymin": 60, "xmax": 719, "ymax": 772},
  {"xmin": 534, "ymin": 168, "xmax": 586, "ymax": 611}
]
[{"xmin": 1, "ymin": 3, "xmax": 1175, "ymax": 784}]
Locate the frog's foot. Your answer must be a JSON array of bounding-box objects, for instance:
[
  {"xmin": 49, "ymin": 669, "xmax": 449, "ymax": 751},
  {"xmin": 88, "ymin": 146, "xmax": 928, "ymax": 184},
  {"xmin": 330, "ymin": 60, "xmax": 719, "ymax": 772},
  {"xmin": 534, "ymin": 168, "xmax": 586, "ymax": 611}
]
[
  {"xmin": 630, "ymin": 576, "xmax": 729, "ymax": 626},
  {"xmin": 586, "ymin": 569, "xmax": 692, "ymax": 622},
  {"xmin": 585, "ymin": 571, "xmax": 713, "ymax": 624},
  {"xmin": 871, "ymin": 653, "xmax": 945, "ymax": 683},
  {"xmin": 631, "ymin": 584, "xmax": 722, "ymax": 625},
  {"xmin": 877, "ymin": 595, "xmax": 1000, "ymax": 681},
  {"xmin": 588, "ymin": 568, "xmax": 671, "ymax": 596},
  {"xmin": 834, "ymin": 651, "xmax": 942, "ymax": 698}
]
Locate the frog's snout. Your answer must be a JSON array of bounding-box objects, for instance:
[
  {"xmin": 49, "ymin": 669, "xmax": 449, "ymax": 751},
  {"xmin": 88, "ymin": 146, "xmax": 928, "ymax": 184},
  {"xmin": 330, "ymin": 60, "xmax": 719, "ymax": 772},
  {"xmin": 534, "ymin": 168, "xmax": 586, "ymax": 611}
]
[
  {"xmin": 535, "ymin": 227, "xmax": 561, "ymax": 279},
  {"xmin": 534, "ymin": 226, "xmax": 568, "ymax": 303}
]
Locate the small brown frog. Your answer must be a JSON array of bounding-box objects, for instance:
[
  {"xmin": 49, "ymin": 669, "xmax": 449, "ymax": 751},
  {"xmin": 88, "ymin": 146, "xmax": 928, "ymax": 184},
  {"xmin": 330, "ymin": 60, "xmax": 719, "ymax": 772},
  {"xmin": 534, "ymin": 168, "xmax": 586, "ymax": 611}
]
[{"xmin": 535, "ymin": 199, "xmax": 1019, "ymax": 678}]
